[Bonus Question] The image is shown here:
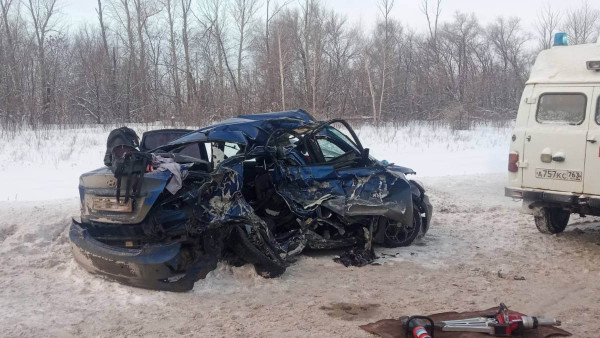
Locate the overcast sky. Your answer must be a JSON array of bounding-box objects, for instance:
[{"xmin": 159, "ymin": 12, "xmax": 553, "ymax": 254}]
[{"xmin": 63, "ymin": 0, "xmax": 588, "ymax": 33}]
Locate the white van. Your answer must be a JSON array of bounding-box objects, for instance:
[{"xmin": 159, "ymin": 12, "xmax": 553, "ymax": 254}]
[{"xmin": 506, "ymin": 34, "xmax": 600, "ymax": 234}]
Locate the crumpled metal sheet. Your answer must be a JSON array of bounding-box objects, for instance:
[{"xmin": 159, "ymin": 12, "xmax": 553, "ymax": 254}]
[
  {"xmin": 274, "ymin": 165, "xmax": 413, "ymax": 224},
  {"xmin": 195, "ymin": 159, "xmax": 256, "ymax": 227}
]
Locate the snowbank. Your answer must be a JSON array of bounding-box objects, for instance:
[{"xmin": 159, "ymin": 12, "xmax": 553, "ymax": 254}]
[
  {"xmin": 356, "ymin": 123, "xmax": 512, "ymax": 177},
  {"xmin": 0, "ymin": 122, "xmax": 512, "ymax": 201},
  {"xmin": 0, "ymin": 124, "xmax": 165, "ymax": 201}
]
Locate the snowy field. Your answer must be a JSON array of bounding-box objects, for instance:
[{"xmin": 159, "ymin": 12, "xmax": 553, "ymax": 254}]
[
  {"xmin": 0, "ymin": 122, "xmax": 512, "ymax": 201},
  {"xmin": 4, "ymin": 122, "xmax": 600, "ymax": 337}
]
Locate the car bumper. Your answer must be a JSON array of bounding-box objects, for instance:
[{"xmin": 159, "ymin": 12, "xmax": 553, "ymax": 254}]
[
  {"xmin": 505, "ymin": 187, "xmax": 578, "ymax": 204},
  {"xmin": 70, "ymin": 219, "xmax": 215, "ymax": 292},
  {"xmin": 505, "ymin": 187, "xmax": 600, "ymax": 210}
]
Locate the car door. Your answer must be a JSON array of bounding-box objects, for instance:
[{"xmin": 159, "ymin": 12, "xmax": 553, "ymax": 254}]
[
  {"xmin": 522, "ymin": 86, "xmax": 593, "ymax": 193},
  {"xmin": 583, "ymin": 88, "xmax": 600, "ymax": 195},
  {"xmin": 275, "ymin": 123, "xmax": 370, "ymax": 211}
]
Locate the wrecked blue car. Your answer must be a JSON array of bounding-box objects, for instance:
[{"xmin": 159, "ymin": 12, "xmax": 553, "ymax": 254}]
[{"xmin": 70, "ymin": 110, "xmax": 433, "ymax": 291}]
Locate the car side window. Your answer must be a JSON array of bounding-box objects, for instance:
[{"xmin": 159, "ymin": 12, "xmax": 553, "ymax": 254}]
[
  {"xmin": 536, "ymin": 93, "xmax": 587, "ymax": 125},
  {"xmin": 178, "ymin": 144, "xmax": 202, "ymax": 159},
  {"xmin": 326, "ymin": 126, "xmax": 360, "ymax": 152},
  {"xmin": 210, "ymin": 142, "xmax": 244, "ymax": 167},
  {"xmin": 317, "ymin": 138, "xmax": 346, "ymax": 161}
]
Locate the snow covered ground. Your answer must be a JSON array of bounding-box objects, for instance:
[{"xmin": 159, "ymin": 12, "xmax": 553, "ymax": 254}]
[
  {"xmin": 2, "ymin": 174, "xmax": 600, "ymax": 337},
  {"xmin": 0, "ymin": 122, "xmax": 512, "ymax": 201},
  {"xmin": 4, "ymin": 122, "xmax": 600, "ymax": 337}
]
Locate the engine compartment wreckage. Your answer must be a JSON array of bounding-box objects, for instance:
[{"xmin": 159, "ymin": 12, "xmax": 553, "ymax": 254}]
[{"xmin": 70, "ymin": 110, "xmax": 433, "ymax": 291}]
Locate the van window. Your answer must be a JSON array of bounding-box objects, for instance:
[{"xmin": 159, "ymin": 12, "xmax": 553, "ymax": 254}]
[
  {"xmin": 536, "ymin": 93, "xmax": 586, "ymax": 125},
  {"xmin": 596, "ymin": 97, "xmax": 600, "ymax": 125}
]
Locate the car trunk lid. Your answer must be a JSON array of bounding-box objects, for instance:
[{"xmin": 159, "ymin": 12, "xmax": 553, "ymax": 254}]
[{"xmin": 79, "ymin": 167, "xmax": 171, "ymax": 224}]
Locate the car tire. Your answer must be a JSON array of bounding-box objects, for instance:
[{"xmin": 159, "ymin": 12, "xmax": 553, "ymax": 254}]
[
  {"xmin": 230, "ymin": 224, "xmax": 287, "ymax": 278},
  {"xmin": 409, "ymin": 180, "xmax": 432, "ymax": 239},
  {"xmin": 381, "ymin": 207, "xmax": 421, "ymax": 248},
  {"xmin": 534, "ymin": 207, "xmax": 570, "ymax": 234},
  {"xmin": 415, "ymin": 197, "xmax": 431, "ymax": 239}
]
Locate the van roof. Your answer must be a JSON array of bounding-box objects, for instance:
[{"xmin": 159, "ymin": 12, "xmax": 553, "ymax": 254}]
[{"xmin": 527, "ymin": 41, "xmax": 600, "ymax": 85}]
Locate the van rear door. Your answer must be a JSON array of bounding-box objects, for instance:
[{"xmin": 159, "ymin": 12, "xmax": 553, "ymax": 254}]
[
  {"xmin": 522, "ymin": 86, "xmax": 593, "ymax": 193},
  {"xmin": 583, "ymin": 89, "xmax": 600, "ymax": 195}
]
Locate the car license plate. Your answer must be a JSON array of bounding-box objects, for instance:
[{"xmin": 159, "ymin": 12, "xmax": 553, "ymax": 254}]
[
  {"xmin": 535, "ymin": 168, "xmax": 582, "ymax": 182},
  {"xmin": 92, "ymin": 197, "xmax": 133, "ymax": 212}
]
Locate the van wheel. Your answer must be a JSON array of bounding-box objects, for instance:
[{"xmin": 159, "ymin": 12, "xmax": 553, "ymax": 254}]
[{"xmin": 534, "ymin": 207, "xmax": 570, "ymax": 234}]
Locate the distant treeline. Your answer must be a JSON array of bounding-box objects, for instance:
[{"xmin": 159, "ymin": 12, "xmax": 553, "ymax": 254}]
[{"xmin": 0, "ymin": 0, "xmax": 599, "ymax": 129}]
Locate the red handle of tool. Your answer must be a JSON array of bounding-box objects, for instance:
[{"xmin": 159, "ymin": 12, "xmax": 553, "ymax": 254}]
[{"xmin": 413, "ymin": 326, "xmax": 432, "ymax": 338}]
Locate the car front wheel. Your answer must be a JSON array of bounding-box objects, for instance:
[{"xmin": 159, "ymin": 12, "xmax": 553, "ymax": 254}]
[
  {"xmin": 381, "ymin": 207, "xmax": 421, "ymax": 248},
  {"xmin": 533, "ymin": 207, "xmax": 570, "ymax": 234}
]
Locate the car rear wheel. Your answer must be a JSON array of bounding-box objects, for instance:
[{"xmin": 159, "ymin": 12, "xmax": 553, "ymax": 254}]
[
  {"xmin": 229, "ymin": 224, "xmax": 287, "ymax": 278},
  {"xmin": 381, "ymin": 207, "xmax": 421, "ymax": 248},
  {"xmin": 534, "ymin": 207, "xmax": 570, "ymax": 234}
]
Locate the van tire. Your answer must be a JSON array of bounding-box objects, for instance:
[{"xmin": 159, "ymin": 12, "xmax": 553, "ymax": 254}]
[{"xmin": 534, "ymin": 207, "xmax": 570, "ymax": 234}]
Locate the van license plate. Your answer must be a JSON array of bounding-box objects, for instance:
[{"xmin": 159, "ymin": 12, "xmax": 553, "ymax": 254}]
[
  {"xmin": 92, "ymin": 197, "xmax": 133, "ymax": 212},
  {"xmin": 535, "ymin": 169, "xmax": 582, "ymax": 182}
]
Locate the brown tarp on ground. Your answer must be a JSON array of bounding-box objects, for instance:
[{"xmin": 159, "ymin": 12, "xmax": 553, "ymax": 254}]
[{"xmin": 360, "ymin": 307, "xmax": 572, "ymax": 338}]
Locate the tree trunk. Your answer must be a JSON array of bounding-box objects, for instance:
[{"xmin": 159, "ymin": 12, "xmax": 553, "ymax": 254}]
[
  {"xmin": 278, "ymin": 29, "xmax": 285, "ymax": 110},
  {"xmin": 166, "ymin": 0, "xmax": 182, "ymax": 116}
]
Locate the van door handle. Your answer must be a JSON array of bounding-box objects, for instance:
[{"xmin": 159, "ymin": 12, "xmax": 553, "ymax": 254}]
[
  {"xmin": 526, "ymin": 136, "xmax": 531, "ymax": 142},
  {"xmin": 587, "ymin": 138, "xmax": 597, "ymax": 144}
]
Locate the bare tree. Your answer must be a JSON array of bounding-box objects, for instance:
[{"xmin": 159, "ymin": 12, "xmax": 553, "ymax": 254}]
[
  {"xmin": 111, "ymin": 0, "xmax": 136, "ymax": 121},
  {"xmin": 298, "ymin": 0, "xmax": 316, "ymax": 113},
  {"xmin": 376, "ymin": 0, "xmax": 394, "ymax": 122},
  {"xmin": 0, "ymin": 0, "xmax": 552, "ymax": 129},
  {"xmin": 199, "ymin": 0, "xmax": 227, "ymax": 117},
  {"xmin": 133, "ymin": 0, "xmax": 160, "ymax": 113},
  {"xmin": 562, "ymin": 0, "xmax": 600, "ymax": 45},
  {"xmin": 365, "ymin": 55, "xmax": 377, "ymax": 122},
  {"xmin": 488, "ymin": 16, "xmax": 530, "ymax": 114},
  {"xmin": 264, "ymin": 0, "xmax": 291, "ymax": 108},
  {"xmin": 97, "ymin": 0, "xmax": 110, "ymax": 58},
  {"xmin": 1, "ymin": 0, "xmax": 20, "ymax": 115},
  {"xmin": 277, "ymin": 24, "xmax": 286, "ymax": 109},
  {"xmin": 180, "ymin": 0, "xmax": 195, "ymax": 104},
  {"xmin": 24, "ymin": 0, "xmax": 59, "ymax": 123},
  {"xmin": 535, "ymin": 2, "xmax": 561, "ymax": 50},
  {"xmin": 163, "ymin": 0, "xmax": 182, "ymax": 116},
  {"xmin": 231, "ymin": 0, "xmax": 260, "ymax": 112},
  {"xmin": 420, "ymin": 0, "xmax": 442, "ymax": 55}
]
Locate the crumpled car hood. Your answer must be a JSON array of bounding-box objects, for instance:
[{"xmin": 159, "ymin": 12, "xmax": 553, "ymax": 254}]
[{"xmin": 274, "ymin": 165, "xmax": 413, "ymax": 226}]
